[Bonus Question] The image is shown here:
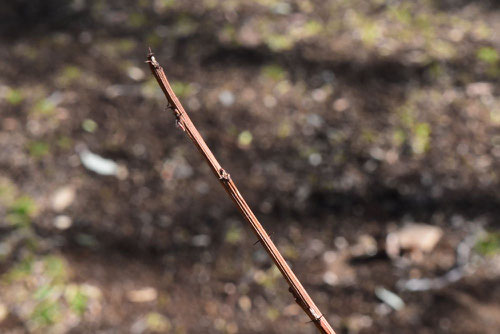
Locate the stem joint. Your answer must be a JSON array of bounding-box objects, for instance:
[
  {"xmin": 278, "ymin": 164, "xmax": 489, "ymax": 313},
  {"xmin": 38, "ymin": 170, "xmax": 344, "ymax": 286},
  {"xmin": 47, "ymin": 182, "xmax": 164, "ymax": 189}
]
[{"xmin": 218, "ymin": 168, "xmax": 231, "ymax": 182}]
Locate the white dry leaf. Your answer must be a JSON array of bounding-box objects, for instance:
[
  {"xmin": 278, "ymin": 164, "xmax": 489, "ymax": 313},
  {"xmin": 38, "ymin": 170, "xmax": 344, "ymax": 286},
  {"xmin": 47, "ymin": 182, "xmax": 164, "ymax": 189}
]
[
  {"xmin": 375, "ymin": 287, "xmax": 405, "ymax": 311},
  {"xmin": 79, "ymin": 149, "xmax": 120, "ymax": 176}
]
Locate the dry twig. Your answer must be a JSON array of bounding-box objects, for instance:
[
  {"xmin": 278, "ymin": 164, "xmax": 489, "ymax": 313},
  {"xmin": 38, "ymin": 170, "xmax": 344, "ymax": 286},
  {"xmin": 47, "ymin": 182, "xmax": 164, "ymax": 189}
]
[{"xmin": 147, "ymin": 50, "xmax": 336, "ymax": 334}]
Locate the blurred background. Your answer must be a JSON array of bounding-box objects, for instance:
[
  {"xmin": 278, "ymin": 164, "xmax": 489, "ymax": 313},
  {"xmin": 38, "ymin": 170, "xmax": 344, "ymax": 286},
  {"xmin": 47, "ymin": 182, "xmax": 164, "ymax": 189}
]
[{"xmin": 0, "ymin": 0, "xmax": 499, "ymax": 333}]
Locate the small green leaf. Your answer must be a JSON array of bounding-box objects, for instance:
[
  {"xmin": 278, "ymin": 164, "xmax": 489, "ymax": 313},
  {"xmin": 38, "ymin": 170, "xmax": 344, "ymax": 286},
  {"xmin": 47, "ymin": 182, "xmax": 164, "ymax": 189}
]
[
  {"xmin": 412, "ymin": 122, "xmax": 431, "ymax": 154},
  {"xmin": 261, "ymin": 64, "xmax": 286, "ymax": 81},
  {"xmin": 31, "ymin": 300, "xmax": 60, "ymax": 326},
  {"xmin": 171, "ymin": 81, "xmax": 192, "ymax": 98},
  {"xmin": 6, "ymin": 88, "xmax": 23, "ymax": 105},
  {"xmin": 146, "ymin": 312, "xmax": 172, "ymax": 332},
  {"xmin": 264, "ymin": 34, "xmax": 293, "ymax": 51},
  {"xmin": 475, "ymin": 232, "xmax": 500, "ymax": 256},
  {"xmin": 7, "ymin": 196, "xmax": 37, "ymax": 227},
  {"xmin": 238, "ymin": 130, "xmax": 253, "ymax": 147},
  {"xmin": 33, "ymin": 99, "xmax": 56, "ymax": 116},
  {"xmin": 82, "ymin": 119, "xmax": 98, "ymax": 133},
  {"xmin": 225, "ymin": 225, "xmax": 243, "ymax": 244},
  {"xmin": 57, "ymin": 136, "xmax": 73, "ymax": 150},
  {"xmin": 27, "ymin": 141, "xmax": 50, "ymax": 159},
  {"xmin": 44, "ymin": 256, "xmax": 67, "ymax": 281},
  {"xmin": 304, "ymin": 20, "xmax": 323, "ymax": 36},
  {"xmin": 477, "ymin": 47, "xmax": 499, "ymax": 64},
  {"xmin": 34, "ymin": 284, "xmax": 53, "ymax": 300},
  {"xmin": 70, "ymin": 290, "xmax": 88, "ymax": 316}
]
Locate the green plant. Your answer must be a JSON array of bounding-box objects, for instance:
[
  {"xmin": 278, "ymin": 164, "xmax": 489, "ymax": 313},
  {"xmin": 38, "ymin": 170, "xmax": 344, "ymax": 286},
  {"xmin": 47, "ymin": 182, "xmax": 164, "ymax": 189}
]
[
  {"xmin": 5, "ymin": 88, "xmax": 23, "ymax": 105},
  {"xmin": 27, "ymin": 141, "xmax": 50, "ymax": 159},
  {"xmin": 475, "ymin": 232, "xmax": 500, "ymax": 256},
  {"xmin": 171, "ymin": 81, "xmax": 192, "ymax": 98},
  {"xmin": 33, "ymin": 99, "xmax": 56, "ymax": 117},
  {"xmin": 261, "ymin": 64, "xmax": 286, "ymax": 81},
  {"xmin": 65, "ymin": 285, "xmax": 89, "ymax": 316},
  {"xmin": 82, "ymin": 119, "xmax": 98, "ymax": 133},
  {"xmin": 477, "ymin": 47, "xmax": 499, "ymax": 64},
  {"xmin": 6, "ymin": 196, "xmax": 36, "ymax": 227}
]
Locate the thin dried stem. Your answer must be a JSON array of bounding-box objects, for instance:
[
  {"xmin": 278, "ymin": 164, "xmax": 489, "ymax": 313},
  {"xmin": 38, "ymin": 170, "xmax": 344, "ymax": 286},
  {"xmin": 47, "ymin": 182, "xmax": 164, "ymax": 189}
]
[{"xmin": 147, "ymin": 50, "xmax": 336, "ymax": 334}]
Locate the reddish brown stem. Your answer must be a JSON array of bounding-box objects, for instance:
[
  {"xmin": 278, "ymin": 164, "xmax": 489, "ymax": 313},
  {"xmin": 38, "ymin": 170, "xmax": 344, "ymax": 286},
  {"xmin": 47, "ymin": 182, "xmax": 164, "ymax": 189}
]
[{"xmin": 147, "ymin": 51, "xmax": 336, "ymax": 334}]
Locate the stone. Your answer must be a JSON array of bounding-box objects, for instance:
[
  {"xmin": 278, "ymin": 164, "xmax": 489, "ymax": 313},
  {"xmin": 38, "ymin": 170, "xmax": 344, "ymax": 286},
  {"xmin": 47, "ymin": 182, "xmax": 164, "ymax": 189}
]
[
  {"xmin": 218, "ymin": 90, "xmax": 235, "ymax": 106},
  {"xmin": 127, "ymin": 287, "xmax": 158, "ymax": 303},
  {"xmin": 466, "ymin": 82, "xmax": 493, "ymax": 97},
  {"xmin": 53, "ymin": 215, "xmax": 72, "ymax": 230},
  {"xmin": 386, "ymin": 223, "xmax": 443, "ymax": 258},
  {"xmin": 333, "ymin": 98, "xmax": 350, "ymax": 112},
  {"xmin": 51, "ymin": 186, "xmax": 76, "ymax": 212},
  {"xmin": 351, "ymin": 234, "xmax": 378, "ymax": 257},
  {"xmin": 238, "ymin": 295, "xmax": 252, "ymax": 312}
]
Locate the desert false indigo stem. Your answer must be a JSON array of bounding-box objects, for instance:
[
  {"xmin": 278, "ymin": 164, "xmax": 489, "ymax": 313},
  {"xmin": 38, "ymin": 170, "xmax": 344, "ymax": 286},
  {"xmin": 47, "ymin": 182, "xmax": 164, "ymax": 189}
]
[{"xmin": 147, "ymin": 50, "xmax": 336, "ymax": 334}]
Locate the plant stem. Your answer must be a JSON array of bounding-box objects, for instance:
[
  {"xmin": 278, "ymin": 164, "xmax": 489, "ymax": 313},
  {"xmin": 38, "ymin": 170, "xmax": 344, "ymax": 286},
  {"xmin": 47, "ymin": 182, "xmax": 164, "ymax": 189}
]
[{"xmin": 147, "ymin": 50, "xmax": 336, "ymax": 334}]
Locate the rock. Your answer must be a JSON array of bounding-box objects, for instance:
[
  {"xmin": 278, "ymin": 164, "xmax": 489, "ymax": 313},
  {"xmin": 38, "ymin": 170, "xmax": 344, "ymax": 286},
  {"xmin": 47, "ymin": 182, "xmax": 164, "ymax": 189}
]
[
  {"xmin": 306, "ymin": 113, "xmax": 324, "ymax": 127},
  {"xmin": 127, "ymin": 66, "xmax": 145, "ymax": 81},
  {"xmin": 224, "ymin": 283, "xmax": 236, "ymax": 295},
  {"xmin": 192, "ymin": 234, "xmax": 211, "ymax": 247},
  {"xmin": 53, "ymin": 215, "xmax": 72, "ymax": 229},
  {"xmin": 334, "ymin": 236, "xmax": 348, "ymax": 250},
  {"xmin": 51, "ymin": 186, "xmax": 76, "ymax": 211},
  {"xmin": 346, "ymin": 313, "xmax": 373, "ymax": 332},
  {"xmin": 238, "ymin": 295, "xmax": 252, "ymax": 312},
  {"xmin": 218, "ymin": 90, "xmax": 235, "ymax": 106},
  {"xmin": 127, "ymin": 287, "xmax": 158, "ymax": 303},
  {"xmin": 350, "ymin": 234, "xmax": 378, "ymax": 257},
  {"xmin": 238, "ymin": 24, "xmax": 261, "ymax": 47},
  {"xmin": 466, "ymin": 82, "xmax": 493, "ymax": 97},
  {"xmin": 333, "ymin": 98, "xmax": 350, "ymax": 112},
  {"xmin": 263, "ymin": 95, "xmax": 277, "ymax": 108},
  {"xmin": 322, "ymin": 252, "xmax": 356, "ymax": 286},
  {"xmin": 386, "ymin": 223, "xmax": 443, "ymax": 258},
  {"xmin": 375, "ymin": 303, "xmax": 392, "ymax": 316},
  {"xmin": 308, "ymin": 152, "xmax": 322, "ymax": 166},
  {"xmin": 272, "ymin": 2, "xmax": 291, "ymax": 15},
  {"xmin": 322, "ymin": 271, "xmax": 338, "ymax": 286},
  {"xmin": 311, "ymin": 88, "xmax": 328, "ymax": 102}
]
